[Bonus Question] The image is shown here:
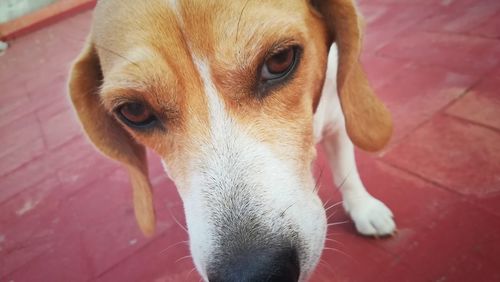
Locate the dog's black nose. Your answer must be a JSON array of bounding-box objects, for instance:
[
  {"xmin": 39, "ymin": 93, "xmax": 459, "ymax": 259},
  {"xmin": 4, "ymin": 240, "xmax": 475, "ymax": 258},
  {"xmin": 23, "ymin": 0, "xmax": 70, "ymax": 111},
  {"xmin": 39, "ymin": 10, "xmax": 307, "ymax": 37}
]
[{"xmin": 208, "ymin": 248, "xmax": 300, "ymax": 282}]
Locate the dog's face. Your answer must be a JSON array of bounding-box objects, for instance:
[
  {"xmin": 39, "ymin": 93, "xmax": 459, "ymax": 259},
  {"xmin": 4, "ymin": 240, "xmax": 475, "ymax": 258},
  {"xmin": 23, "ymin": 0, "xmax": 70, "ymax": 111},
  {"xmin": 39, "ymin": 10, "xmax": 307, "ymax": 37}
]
[{"xmin": 69, "ymin": 0, "xmax": 392, "ymax": 281}]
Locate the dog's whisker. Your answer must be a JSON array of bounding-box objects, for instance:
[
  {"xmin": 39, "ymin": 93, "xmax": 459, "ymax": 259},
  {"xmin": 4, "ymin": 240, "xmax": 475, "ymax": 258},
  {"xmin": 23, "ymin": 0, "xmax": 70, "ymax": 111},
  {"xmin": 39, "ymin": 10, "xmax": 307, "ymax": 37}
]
[
  {"xmin": 318, "ymin": 259, "xmax": 337, "ymax": 277},
  {"xmin": 323, "ymin": 247, "xmax": 353, "ymax": 260},
  {"xmin": 175, "ymin": 254, "xmax": 193, "ymax": 264},
  {"xmin": 327, "ymin": 220, "xmax": 350, "ymax": 227},
  {"xmin": 93, "ymin": 42, "xmax": 140, "ymax": 68},
  {"xmin": 324, "ymin": 200, "xmax": 343, "ymax": 212},
  {"xmin": 336, "ymin": 165, "xmax": 356, "ymax": 191},
  {"xmin": 314, "ymin": 165, "xmax": 327, "ymax": 193},
  {"xmin": 325, "ymin": 231, "xmax": 344, "ymax": 246},
  {"xmin": 314, "ymin": 183, "xmax": 322, "ymax": 194},
  {"xmin": 279, "ymin": 201, "xmax": 297, "ymax": 218},
  {"xmin": 235, "ymin": 0, "xmax": 252, "ymax": 43},
  {"xmin": 159, "ymin": 240, "xmax": 189, "ymax": 255},
  {"xmin": 325, "ymin": 237, "xmax": 345, "ymax": 246},
  {"xmin": 327, "ymin": 232, "xmax": 343, "ymax": 238},
  {"xmin": 327, "ymin": 212, "xmax": 335, "ymax": 222},
  {"xmin": 322, "ymin": 198, "xmax": 333, "ymax": 209},
  {"xmin": 187, "ymin": 267, "xmax": 198, "ymax": 279},
  {"xmin": 326, "ymin": 211, "xmax": 340, "ymax": 221},
  {"xmin": 168, "ymin": 208, "xmax": 188, "ymax": 234}
]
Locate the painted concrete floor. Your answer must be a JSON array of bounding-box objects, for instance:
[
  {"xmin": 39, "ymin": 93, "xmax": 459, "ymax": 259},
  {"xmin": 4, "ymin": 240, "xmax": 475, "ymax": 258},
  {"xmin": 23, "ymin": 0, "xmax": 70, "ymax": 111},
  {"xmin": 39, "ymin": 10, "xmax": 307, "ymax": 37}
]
[{"xmin": 1, "ymin": 0, "xmax": 500, "ymax": 281}]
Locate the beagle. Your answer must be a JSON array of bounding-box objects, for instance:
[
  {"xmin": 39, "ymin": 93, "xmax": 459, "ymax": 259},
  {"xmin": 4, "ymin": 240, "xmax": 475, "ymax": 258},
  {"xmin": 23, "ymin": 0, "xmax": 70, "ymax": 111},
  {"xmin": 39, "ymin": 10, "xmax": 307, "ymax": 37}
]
[{"xmin": 68, "ymin": 0, "xmax": 395, "ymax": 281}]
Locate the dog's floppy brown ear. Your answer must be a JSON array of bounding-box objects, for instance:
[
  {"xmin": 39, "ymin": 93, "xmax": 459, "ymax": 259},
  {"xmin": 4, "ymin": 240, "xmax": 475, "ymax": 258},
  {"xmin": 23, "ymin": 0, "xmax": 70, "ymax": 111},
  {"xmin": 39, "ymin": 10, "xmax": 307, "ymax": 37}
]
[
  {"xmin": 68, "ymin": 39, "xmax": 156, "ymax": 236},
  {"xmin": 312, "ymin": 0, "xmax": 392, "ymax": 151}
]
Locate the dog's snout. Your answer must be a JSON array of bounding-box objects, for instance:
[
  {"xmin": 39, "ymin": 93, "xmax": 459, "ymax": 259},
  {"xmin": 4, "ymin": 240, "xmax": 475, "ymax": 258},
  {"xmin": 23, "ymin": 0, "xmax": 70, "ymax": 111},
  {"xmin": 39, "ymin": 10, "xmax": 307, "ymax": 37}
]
[{"xmin": 208, "ymin": 248, "xmax": 300, "ymax": 282}]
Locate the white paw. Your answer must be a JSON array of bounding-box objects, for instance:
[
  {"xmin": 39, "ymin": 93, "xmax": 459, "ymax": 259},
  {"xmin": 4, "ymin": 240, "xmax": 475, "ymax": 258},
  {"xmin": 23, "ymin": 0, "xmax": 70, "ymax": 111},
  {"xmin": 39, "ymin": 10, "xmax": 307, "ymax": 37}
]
[{"xmin": 344, "ymin": 195, "xmax": 396, "ymax": 236}]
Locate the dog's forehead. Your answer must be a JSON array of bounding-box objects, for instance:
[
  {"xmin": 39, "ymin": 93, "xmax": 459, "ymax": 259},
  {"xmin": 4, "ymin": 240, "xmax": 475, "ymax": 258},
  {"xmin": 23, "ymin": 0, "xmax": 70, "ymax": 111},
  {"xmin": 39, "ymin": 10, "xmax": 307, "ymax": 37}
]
[
  {"xmin": 174, "ymin": 0, "xmax": 309, "ymax": 53},
  {"xmin": 92, "ymin": 0, "xmax": 309, "ymax": 69}
]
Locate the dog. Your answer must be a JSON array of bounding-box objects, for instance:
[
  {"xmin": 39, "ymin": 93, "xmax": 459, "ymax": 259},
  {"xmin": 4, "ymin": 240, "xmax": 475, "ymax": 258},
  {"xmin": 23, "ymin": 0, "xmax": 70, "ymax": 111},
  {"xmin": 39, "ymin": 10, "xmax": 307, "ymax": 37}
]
[{"xmin": 68, "ymin": 0, "xmax": 395, "ymax": 281}]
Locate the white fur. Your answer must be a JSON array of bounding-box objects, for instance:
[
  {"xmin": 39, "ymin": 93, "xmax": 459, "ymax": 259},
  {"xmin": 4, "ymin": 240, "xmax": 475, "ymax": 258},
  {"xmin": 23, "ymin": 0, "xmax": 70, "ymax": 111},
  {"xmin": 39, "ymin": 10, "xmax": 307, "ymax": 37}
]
[
  {"xmin": 156, "ymin": 20, "xmax": 394, "ymax": 278},
  {"xmin": 314, "ymin": 44, "xmax": 396, "ymax": 236},
  {"xmin": 170, "ymin": 58, "xmax": 327, "ymax": 281},
  {"xmin": 166, "ymin": 0, "xmax": 182, "ymax": 21}
]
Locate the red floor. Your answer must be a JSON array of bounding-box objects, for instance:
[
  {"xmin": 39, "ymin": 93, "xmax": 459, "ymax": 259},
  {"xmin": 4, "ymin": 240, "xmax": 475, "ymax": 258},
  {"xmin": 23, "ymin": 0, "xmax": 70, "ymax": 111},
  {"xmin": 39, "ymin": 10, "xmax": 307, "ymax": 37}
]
[{"xmin": 1, "ymin": 0, "xmax": 500, "ymax": 281}]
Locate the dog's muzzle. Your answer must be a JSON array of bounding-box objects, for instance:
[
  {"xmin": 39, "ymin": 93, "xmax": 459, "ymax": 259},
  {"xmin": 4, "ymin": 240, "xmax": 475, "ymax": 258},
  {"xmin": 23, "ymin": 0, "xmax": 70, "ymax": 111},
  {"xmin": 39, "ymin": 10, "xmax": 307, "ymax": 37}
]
[{"xmin": 207, "ymin": 247, "xmax": 300, "ymax": 282}]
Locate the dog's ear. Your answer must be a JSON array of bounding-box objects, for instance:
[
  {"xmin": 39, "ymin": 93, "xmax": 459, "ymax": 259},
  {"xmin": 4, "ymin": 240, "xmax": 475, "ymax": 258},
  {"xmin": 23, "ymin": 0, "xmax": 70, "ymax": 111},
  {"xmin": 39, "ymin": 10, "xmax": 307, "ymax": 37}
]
[
  {"xmin": 312, "ymin": 0, "xmax": 392, "ymax": 151},
  {"xmin": 68, "ymin": 38, "xmax": 156, "ymax": 236}
]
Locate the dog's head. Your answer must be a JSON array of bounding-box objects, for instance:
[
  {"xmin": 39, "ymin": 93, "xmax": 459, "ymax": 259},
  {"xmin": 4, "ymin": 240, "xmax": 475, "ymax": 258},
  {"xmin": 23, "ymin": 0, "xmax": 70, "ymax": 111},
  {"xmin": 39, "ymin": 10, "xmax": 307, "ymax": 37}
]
[{"xmin": 68, "ymin": 0, "xmax": 391, "ymax": 280}]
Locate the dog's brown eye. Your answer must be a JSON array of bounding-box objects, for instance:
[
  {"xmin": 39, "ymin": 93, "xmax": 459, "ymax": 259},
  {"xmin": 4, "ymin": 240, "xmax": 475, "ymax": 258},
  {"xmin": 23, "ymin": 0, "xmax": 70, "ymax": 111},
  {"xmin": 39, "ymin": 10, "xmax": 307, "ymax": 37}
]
[
  {"xmin": 118, "ymin": 102, "xmax": 157, "ymax": 128},
  {"xmin": 261, "ymin": 47, "xmax": 297, "ymax": 81}
]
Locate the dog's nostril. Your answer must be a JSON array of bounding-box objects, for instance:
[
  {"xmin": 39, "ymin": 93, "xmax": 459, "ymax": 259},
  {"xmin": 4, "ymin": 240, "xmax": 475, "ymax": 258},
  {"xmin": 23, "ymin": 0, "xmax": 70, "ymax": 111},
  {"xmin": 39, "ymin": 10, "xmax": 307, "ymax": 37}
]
[{"xmin": 208, "ymin": 248, "xmax": 300, "ymax": 282}]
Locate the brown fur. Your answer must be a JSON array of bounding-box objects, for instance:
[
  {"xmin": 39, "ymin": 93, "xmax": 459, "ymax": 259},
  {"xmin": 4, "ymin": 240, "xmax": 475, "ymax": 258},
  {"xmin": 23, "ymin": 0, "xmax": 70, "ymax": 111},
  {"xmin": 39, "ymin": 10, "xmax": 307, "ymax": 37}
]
[
  {"xmin": 68, "ymin": 41, "xmax": 156, "ymax": 235},
  {"xmin": 68, "ymin": 0, "xmax": 392, "ymax": 235},
  {"xmin": 312, "ymin": 0, "xmax": 393, "ymax": 151}
]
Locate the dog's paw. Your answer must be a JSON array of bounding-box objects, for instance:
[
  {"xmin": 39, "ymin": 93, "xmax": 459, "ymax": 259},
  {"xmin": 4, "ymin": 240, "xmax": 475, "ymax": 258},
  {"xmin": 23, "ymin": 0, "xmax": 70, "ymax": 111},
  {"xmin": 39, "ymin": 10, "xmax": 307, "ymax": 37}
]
[{"xmin": 344, "ymin": 195, "xmax": 396, "ymax": 237}]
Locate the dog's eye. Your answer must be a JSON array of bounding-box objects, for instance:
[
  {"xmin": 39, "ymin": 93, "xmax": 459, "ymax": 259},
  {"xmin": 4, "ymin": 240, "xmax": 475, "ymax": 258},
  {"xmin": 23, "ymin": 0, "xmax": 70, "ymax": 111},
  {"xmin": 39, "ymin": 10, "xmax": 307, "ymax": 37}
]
[
  {"xmin": 261, "ymin": 46, "xmax": 298, "ymax": 82},
  {"xmin": 117, "ymin": 102, "xmax": 157, "ymax": 128}
]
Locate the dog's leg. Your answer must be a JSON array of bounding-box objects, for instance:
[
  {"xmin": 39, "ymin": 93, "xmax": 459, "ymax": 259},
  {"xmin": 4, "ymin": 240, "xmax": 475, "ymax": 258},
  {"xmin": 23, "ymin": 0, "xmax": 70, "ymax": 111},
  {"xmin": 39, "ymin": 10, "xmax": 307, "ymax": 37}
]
[
  {"xmin": 321, "ymin": 123, "xmax": 396, "ymax": 236},
  {"xmin": 315, "ymin": 44, "xmax": 395, "ymax": 236}
]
